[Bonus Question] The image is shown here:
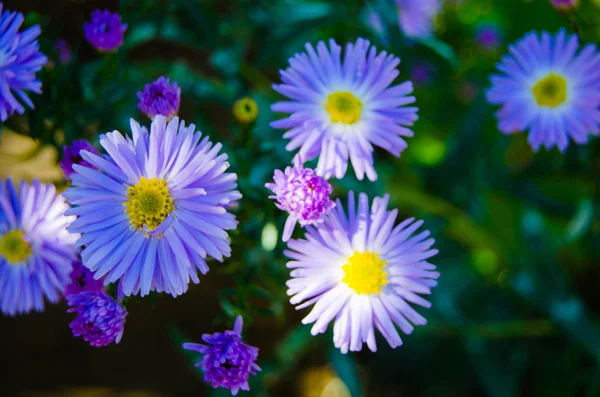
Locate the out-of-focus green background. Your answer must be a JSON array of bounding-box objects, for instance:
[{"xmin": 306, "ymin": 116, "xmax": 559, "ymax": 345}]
[{"xmin": 1, "ymin": 0, "xmax": 600, "ymax": 396}]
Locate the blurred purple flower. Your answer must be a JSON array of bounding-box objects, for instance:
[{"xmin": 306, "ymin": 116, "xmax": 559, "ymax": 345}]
[
  {"xmin": 183, "ymin": 316, "xmax": 260, "ymax": 396},
  {"xmin": 0, "ymin": 3, "xmax": 48, "ymax": 122},
  {"xmin": 137, "ymin": 76, "xmax": 181, "ymax": 120},
  {"xmin": 64, "ymin": 260, "xmax": 105, "ymax": 297},
  {"xmin": 395, "ymin": 0, "xmax": 441, "ymax": 38},
  {"xmin": 0, "ymin": 179, "xmax": 78, "ymax": 316},
  {"xmin": 487, "ymin": 29, "xmax": 600, "ymax": 152},
  {"xmin": 475, "ymin": 24, "xmax": 502, "ymax": 50},
  {"xmin": 84, "ymin": 9, "xmax": 127, "ymax": 52},
  {"xmin": 60, "ymin": 140, "xmax": 99, "ymax": 179},
  {"xmin": 54, "ymin": 39, "xmax": 72, "ymax": 64},
  {"xmin": 266, "ymin": 165, "xmax": 335, "ymax": 242},
  {"xmin": 411, "ymin": 61, "xmax": 435, "ymax": 85},
  {"xmin": 550, "ymin": 0, "xmax": 579, "ymax": 10},
  {"xmin": 67, "ymin": 291, "xmax": 127, "ymax": 347}
]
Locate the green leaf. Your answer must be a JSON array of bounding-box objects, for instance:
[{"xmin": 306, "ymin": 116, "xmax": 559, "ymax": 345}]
[{"xmin": 329, "ymin": 346, "xmax": 363, "ymax": 397}]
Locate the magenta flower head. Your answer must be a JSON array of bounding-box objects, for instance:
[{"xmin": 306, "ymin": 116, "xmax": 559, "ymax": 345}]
[
  {"xmin": 0, "ymin": 3, "xmax": 48, "ymax": 122},
  {"xmin": 137, "ymin": 77, "xmax": 181, "ymax": 120},
  {"xmin": 54, "ymin": 39, "xmax": 72, "ymax": 64},
  {"xmin": 266, "ymin": 165, "xmax": 336, "ymax": 242},
  {"xmin": 60, "ymin": 140, "xmax": 99, "ymax": 179},
  {"xmin": 67, "ymin": 291, "xmax": 127, "ymax": 347},
  {"xmin": 183, "ymin": 316, "xmax": 260, "ymax": 396},
  {"xmin": 550, "ymin": 0, "xmax": 579, "ymax": 10},
  {"xmin": 84, "ymin": 9, "xmax": 127, "ymax": 52},
  {"xmin": 64, "ymin": 260, "xmax": 105, "ymax": 297}
]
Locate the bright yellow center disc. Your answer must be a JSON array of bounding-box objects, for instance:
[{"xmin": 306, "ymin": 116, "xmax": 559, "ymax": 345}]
[
  {"xmin": 342, "ymin": 251, "xmax": 388, "ymax": 294},
  {"xmin": 325, "ymin": 91, "xmax": 362, "ymax": 124},
  {"xmin": 124, "ymin": 177, "xmax": 174, "ymax": 231}
]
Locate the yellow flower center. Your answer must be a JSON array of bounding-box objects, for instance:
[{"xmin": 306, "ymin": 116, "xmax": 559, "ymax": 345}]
[
  {"xmin": 0, "ymin": 230, "xmax": 32, "ymax": 264},
  {"xmin": 233, "ymin": 97, "xmax": 259, "ymax": 124},
  {"xmin": 532, "ymin": 73, "xmax": 568, "ymax": 108},
  {"xmin": 124, "ymin": 177, "xmax": 174, "ymax": 231},
  {"xmin": 342, "ymin": 251, "xmax": 388, "ymax": 295},
  {"xmin": 325, "ymin": 91, "xmax": 362, "ymax": 124}
]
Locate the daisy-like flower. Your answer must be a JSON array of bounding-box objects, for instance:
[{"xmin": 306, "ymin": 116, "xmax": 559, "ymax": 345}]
[
  {"xmin": 64, "ymin": 116, "xmax": 241, "ymax": 297},
  {"xmin": 67, "ymin": 291, "xmax": 127, "ymax": 347},
  {"xmin": 0, "ymin": 179, "xmax": 78, "ymax": 316},
  {"xmin": 64, "ymin": 259, "xmax": 105, "ymax": 297},
  {"xmin": 271, "ymin": 38, "xmax": 418, "ymax": 181},
  {"xmin": 84, "ymin": 9, "xmax": 127, "ymax": 52},
  {"xmin": 137, "ymin": 76, "xmax": 181, "ymax": 120},
  {"xmin": 265, "ymin": 165, "xmax": 335, "ymax": 242},
  {"xmin": 60, "ymin": 140, "xmax": 100, "ymax": 179},
  {"xmin": 395, "ymin": 0, "xmax": 441, "ymax": 38},
  {"xmin": 183, "ymin": 315, "xmax": 261, "ymax": 395},
  {"xmin": 487, "ymin": 29, "xmax": 600, "ymax": 152},
  {"xmin": 0, "ymin": 3, "xmax": 48, "ymax": 122},
  {"xmin": 285, "ymin": 192, "xmax": 439, "ymax": 353}
]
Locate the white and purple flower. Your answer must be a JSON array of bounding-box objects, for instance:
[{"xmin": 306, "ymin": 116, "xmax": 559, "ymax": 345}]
[
  {"xmin": 285, "ymin": 192, "xmax": 439, "ymax": 353},
  {"xmin": 487, "ymin": 29, "xmax": 600, "ymax": 151},
  {"xmin": 271, "ymin": 38, "xmax": 418, "ymax": 181},
  {"xmin": 0, "ymin": 179, "xmax": 78, "ymax": 316},
  {"xmin": 64, "ymin": 116, "xmax": 241, "ymax": 298}
]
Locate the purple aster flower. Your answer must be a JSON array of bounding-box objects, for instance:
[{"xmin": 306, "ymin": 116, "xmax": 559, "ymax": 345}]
[
  {"xmin": 266, "ymin": 165, "xmax": 335, "ymax": 242},
  {"xmin": 550, "ymin": 0, "xmax": 579, "ymax": 10},
  {"xmin": 395, "ymin": 0, "xmax": 441, "ymax": 38},
  {"xmin": 487, "ymin": 29, "xmax": 600, "ymax": 152},
  {"xmin": 265, "ymin": 166, "xmax": 335, "ymax": 241},
  {"xmin": 54, "ymin": 39, "xmax": 72, "ymax": 64},
  {"xmin": 60, "ymin": 140, "xmax": 99, "ymax": 179},
  {"xmin": 411, "ymin": 61, "xmax": 435, "ymax": 86},
  {"xmin": 475, "ymin": 24, "xmax": 502, "ymax": 51},
  {"xmin": 271, "ymin": 38, "xmax": 418, "ymax": 181},
  {"xmin": 64, "ymin": 116, "xmax": 241, "ymax": 298},
  {"xmin": 0, "ymin": 3, "xmax": 48, "ymax": 122},
  {"xmin": 137, "ymin": 76, "xmax": 181, "ymax": 120},
  {"xmin": 67, "ymin": 291, "xmax": 127, "ymax": 347},
  {"xmin": 64, "ymin": 260, "xmax": 105, "ymax": 297},
  {"xmin": 286, "ymin": 192, "xmax": 440, "ymax": 353},
  {"xmin": 0, "ymin": 179, "xmax": 78, "ymax": 316},
  {"xmin": 84, "ymin": 9, "xmax": 127, "ymax": 52},
  {"xmin": 183, "ymin": 316, "xmax": 261, "ymax": 395}
]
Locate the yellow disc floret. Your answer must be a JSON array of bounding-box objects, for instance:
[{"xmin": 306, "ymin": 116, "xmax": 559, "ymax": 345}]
[
  {"xmin": 325, "ymin": 91, "xmax": 362, "ymax": 124},
  {"xmin": 233, "ymin": 97, "xmax": 259, "ymax": 124},
  {"xmin": 0, "ymin": 230, "xmax": 32, "ymax": 264},
  {"xmin": 532, "ymin": 72, "xmax": 568, "ymax": 108},
  {"xmin": 342, "ymin": 251, "xmax": 388, "ymax": 295},
  {"xmin": 124, "ymin": 177, "xmax": 174, "ymax": 231}
]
